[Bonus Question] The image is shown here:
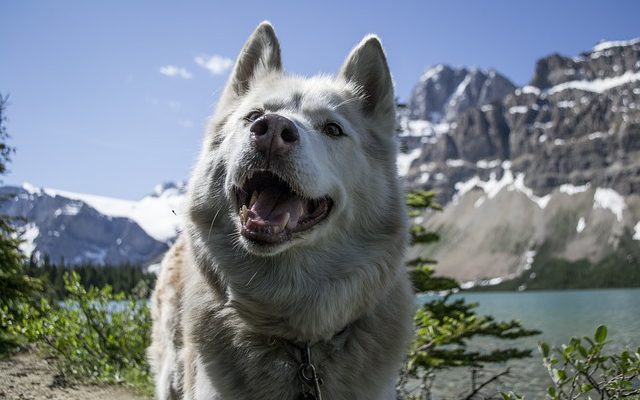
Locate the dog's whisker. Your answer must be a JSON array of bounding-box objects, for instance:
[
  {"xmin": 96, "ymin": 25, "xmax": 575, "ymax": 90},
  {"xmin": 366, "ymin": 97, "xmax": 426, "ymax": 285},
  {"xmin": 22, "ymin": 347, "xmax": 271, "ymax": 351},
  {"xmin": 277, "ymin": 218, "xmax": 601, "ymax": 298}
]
[
  {"xmin": 207, "ymin": 209, "xmax": 221, "ymax": 241},
  {"xmin": 245, "ymin": 270, "xmax": 259, "ymax": 287},
  {"xmin": 332, "ymin": 97, "xmax": 359, "ymax": 110}
]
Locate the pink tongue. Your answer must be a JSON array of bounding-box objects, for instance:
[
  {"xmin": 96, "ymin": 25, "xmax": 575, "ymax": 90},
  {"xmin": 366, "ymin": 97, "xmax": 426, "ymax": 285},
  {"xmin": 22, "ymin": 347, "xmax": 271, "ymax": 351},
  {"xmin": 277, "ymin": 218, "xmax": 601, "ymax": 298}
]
[{"xmin": 249, "ymin": 187, "xmax": 304, "ymax": 228}]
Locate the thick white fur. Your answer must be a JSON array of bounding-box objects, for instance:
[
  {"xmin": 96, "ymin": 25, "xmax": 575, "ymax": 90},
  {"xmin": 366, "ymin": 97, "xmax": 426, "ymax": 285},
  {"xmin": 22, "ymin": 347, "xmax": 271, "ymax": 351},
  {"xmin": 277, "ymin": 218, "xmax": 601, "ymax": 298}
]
[{"xmin": 149, "ymin": 22, "xmax": 414, "ymax": 400}]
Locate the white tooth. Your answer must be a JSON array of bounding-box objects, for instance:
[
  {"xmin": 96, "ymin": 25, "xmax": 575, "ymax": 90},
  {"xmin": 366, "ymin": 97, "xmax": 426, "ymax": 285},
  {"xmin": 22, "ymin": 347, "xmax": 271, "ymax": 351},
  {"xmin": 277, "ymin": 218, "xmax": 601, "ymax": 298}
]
[
  {"xmin": 298, "ymin": 203, "xmax": 305, "ymax": 217},
  {"xmin": 249, "ymin": 191, "xmax": 258, "ymax": 208},
  {"xmin": 241, "ymin": 205, "xmax": 248, "ymax": 223},
  {"xmin": 281, "ymin": 212, "xmax": 290, "ymax": 230}
]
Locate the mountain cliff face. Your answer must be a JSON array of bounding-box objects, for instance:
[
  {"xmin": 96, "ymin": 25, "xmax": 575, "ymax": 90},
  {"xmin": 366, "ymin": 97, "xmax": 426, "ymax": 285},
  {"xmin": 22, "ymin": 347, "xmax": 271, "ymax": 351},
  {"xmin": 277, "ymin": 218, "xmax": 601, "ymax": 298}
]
[
  {"xmin": 401, "ymin": 39, "xmax": 640, "ymax": 284},
  {"xmin": 407, "ymin": 65, "xmax": 516, "ymax": 122},
  {"xmin": 0, "ymin": 183, "xmax": 184, "ymax": 266},
  {"xmin": 401, "ymin": 39, "xmax": 640, "ymax": 202}
]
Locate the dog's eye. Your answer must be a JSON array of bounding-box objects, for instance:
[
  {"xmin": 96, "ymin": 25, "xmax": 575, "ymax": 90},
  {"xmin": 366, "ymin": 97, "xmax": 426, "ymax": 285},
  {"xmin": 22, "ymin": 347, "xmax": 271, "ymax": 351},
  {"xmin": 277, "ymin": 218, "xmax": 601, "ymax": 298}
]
[
  {"xmin": 322, "ymin": 122, "xmax": 344, "ymax": 138},
  {"xmin": 244, "ymin": 110, "xmax": 263, "ymax": 123}
]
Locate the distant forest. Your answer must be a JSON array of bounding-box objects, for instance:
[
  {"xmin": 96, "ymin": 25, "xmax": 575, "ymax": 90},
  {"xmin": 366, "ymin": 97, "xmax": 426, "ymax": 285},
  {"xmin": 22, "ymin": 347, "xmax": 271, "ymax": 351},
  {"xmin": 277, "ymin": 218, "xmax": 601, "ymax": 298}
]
[{"xmin": 25, "ymin": 256, "xmax": 156, "ymax": 299}]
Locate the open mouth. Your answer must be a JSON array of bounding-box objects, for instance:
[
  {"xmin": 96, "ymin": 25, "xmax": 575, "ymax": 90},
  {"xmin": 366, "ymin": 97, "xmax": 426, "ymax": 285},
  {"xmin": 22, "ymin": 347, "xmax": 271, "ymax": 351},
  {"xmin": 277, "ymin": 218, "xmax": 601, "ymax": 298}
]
[{"xmin": 234, "ymin": 170, "xmax": 333, "ymax": 245}]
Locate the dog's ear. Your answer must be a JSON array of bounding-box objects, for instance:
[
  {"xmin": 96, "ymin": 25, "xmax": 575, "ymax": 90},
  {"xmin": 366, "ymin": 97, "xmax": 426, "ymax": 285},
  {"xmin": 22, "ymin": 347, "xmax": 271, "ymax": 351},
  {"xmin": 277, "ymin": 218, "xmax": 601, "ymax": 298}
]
[
  {"xmin": 219, "ymin": 22, "xmax": 282, "ymax": 107},
  {"xmin": 339, "ymin": 35, "xmax": 395, "ymax": 118}
]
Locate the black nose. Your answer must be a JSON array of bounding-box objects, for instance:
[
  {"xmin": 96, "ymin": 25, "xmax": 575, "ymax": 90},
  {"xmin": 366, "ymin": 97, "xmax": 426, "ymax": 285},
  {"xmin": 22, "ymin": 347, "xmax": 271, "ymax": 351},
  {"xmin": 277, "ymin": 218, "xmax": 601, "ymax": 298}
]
[{"xmin": 250, "ymin": 114, "xmax": 299, "ymax": 157}]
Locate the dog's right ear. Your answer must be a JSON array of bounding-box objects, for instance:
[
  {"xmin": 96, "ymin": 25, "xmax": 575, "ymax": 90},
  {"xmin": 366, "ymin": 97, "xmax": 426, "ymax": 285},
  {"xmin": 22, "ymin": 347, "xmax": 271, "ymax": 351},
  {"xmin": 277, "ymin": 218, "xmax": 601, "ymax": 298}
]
[
  {"xmin": 339, "ymin": 35, "xmax": 394, "ymax": 118},
  {"xmin": 218, "ymin": 22, "xmax": 282, "ymax": 108}
]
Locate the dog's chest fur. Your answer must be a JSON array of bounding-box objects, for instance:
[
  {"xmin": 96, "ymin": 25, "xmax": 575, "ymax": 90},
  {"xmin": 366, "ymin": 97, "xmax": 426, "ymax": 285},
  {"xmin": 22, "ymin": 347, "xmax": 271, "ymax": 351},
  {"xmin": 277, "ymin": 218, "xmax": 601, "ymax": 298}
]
[{"xmin": 153, "ymin": 235, "xmax": 412, "ymax": 400}]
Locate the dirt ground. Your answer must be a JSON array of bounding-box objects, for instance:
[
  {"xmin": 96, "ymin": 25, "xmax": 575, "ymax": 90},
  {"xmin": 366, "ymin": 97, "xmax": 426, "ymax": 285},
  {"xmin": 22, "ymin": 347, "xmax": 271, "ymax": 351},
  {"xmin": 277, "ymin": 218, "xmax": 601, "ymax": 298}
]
[{"xmin": 0, "ymin": 350, "xmax": 146, "ymax": 400}]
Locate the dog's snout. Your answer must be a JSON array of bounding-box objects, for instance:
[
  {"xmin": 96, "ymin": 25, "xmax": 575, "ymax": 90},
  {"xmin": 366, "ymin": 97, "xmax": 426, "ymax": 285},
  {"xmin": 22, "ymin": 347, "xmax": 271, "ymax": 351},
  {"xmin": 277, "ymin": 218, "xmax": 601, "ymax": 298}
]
[{"xmin": 250, "ymin": 114, "xmax": 299, "ymax": 157}]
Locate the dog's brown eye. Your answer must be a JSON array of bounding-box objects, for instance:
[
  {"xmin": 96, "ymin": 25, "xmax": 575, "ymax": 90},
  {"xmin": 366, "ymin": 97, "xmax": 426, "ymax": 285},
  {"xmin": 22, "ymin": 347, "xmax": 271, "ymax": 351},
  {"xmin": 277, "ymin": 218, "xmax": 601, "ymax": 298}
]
[
  {"xmin": 244, "ymin": 110, "xmax": 263, "ymax": 123},
  {"xmin": 323, "ymin": 122, "xmax": 344, "ymax": 137}
]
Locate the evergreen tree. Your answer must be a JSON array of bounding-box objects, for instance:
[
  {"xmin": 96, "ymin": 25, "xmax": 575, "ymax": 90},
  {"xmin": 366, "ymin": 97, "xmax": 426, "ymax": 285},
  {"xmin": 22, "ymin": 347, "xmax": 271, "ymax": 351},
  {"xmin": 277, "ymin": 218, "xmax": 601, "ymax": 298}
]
[{"xmin": 0, "ymin": 94, "xmax": 42, "ymax": 354}]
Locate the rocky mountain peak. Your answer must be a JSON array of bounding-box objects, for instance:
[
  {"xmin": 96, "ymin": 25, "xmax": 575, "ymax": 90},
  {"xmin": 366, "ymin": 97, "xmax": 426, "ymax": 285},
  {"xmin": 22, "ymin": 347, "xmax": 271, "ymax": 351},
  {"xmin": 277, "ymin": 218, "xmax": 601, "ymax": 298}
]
[
  {"xmin": 401, "ymin": 37, "xmax": 640, "ymax": 206},
  {"xmin": 408, "ymin": 64, "xmax": 516, "ymax": 122},
  {"xmin": 529, "ymin": 38, "xmax": 640, "ymax": 89}
]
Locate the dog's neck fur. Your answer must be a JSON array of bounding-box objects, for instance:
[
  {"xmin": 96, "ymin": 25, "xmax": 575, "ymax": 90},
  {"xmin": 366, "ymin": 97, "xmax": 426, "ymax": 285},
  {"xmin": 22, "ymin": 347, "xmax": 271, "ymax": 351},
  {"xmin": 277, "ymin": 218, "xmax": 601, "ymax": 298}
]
[{"xmin": 186, "ymin": 218, "xmax": 407, "ymax": 343}]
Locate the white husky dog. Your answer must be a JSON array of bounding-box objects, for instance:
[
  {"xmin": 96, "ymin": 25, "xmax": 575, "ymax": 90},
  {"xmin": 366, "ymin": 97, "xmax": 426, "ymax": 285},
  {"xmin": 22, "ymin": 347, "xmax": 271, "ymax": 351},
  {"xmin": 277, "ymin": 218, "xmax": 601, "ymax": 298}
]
[{"xmin": 148, "ymin": 22, "xmax": 414, "ymax": 400}]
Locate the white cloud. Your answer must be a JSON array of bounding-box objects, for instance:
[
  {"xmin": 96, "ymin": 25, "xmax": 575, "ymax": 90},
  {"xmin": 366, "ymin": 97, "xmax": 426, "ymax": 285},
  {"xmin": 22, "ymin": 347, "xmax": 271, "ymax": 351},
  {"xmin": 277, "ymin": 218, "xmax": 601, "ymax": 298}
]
[
  {"xmin": 159, "ymin": 65, "xmax": 193, "ymax": 80},
  {"xmin": 194, "ymin": 54, "xmax": 233, "ymax": 75},
  {"xmin": 178, "ymin": 119, "xmax": 194, "ymax": 128}
]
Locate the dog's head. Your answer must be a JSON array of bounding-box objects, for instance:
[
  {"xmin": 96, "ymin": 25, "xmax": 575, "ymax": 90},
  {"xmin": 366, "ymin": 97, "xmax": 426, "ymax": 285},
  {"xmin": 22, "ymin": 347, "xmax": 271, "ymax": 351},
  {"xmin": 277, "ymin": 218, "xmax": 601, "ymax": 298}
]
[{"xmin": 188, "ymin": 22, "xmax": 404, "ymax": 258}]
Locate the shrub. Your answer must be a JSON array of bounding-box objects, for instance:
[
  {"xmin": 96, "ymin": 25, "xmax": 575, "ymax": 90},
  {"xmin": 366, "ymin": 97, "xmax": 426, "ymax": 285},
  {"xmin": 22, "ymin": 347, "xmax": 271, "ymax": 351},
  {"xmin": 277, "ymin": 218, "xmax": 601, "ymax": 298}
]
[
  {"xmin": 539, "ymin": 325, "xmax": 640, "ymax": 399},
  {"xmin": 15, "ymin": 272, "xmax": 153, "ymax": 394}
]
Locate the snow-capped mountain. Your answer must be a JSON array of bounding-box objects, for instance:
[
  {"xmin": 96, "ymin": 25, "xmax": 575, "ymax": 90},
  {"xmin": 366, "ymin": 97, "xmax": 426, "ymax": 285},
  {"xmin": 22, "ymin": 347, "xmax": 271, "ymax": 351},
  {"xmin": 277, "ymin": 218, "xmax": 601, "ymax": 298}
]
[
  {"xmin": 41, "ymin": 181, "xmax": 187, "ymax": 242},
  {"xmin": 0, "ymin": 182, "xmax": 186, "ymax": 265},
  {"xmin": 401, "ymin": 38, "xmax": 640, "ymax": 284},
  {"xmin": 401, "ymin": 38, "xmax": 640, "ymax": 203}
]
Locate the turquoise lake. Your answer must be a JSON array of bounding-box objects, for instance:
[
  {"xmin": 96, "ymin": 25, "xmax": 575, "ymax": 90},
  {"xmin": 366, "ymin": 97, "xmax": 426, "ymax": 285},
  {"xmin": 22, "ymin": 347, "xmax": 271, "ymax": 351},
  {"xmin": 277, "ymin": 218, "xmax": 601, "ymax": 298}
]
[{"xmin": 415, "ymin": 288, "xmax": 640, "ymax": 399}]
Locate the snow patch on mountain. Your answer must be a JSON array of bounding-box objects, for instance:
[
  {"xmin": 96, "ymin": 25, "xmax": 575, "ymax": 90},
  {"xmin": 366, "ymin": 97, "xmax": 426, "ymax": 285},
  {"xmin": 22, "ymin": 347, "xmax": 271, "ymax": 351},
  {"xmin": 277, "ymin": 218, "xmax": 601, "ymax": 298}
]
[
  {"xmin": 476, "ymin": 159, "xmax": 501, "ymax": 169},
  {"xmin": 576, "ymin": 217, "xmax": 586, "ymax": 233},
  {"xmin": 454, "ymin": 163, "xmax": 550, "ymax": 209},
  {"xmin": 399, "ymin": 119, "xmax": 451, "ymax": 137},
  {"xmin": 397, "ymin": 148, "xmax": 422, "ymax": 177},
  {"xmin": 592, "ymin": 38, "xmax": 640, "ymax": 53},
  {"xmin": 510, "ymin": 174, "xmax": 552, "ymax": 209},
  {"xmin": 29, "ymin": 182, "xmax": 185, "ymax": 242},
  {"xmin": 593, "ymin": 188, "xmax": 626, "ymax": 222},
  {"xmin": 559, "ymin": 183, "xmax": 591, "ymax": 195},
  {"xmin": 56, "ymin": 203, "xmax": 82, "ymax": 216},
  {"xmin": 547, "ymin": 71, "xmax": 640, "ymax": 95},
  {"xmin": 19, "ymin": 222, "xmax": 39, "ymax": 256},
  {"xmin": 509, "ymin": 106, "xmax": 529, "ymax": 114},
  {"xmin": 517, "ymin": 85, "xmax": 541, "ymax": 96}
]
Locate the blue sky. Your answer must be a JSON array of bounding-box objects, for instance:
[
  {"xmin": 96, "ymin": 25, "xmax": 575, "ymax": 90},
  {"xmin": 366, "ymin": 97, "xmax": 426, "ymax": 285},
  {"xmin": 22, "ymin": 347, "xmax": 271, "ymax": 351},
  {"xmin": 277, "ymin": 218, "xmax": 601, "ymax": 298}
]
[{"xmin": 1, "ymin": 1, "xmax": 639, "ymax": 199}]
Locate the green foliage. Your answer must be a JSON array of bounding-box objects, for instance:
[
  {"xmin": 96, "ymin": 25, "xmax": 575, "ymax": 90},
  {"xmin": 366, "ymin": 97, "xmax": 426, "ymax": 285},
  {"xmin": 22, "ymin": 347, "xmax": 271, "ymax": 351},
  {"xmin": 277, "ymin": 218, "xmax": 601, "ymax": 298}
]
[
  {"xmin": 408, "ymin": 296, "xmax": 539, "ymax": 371},
  {"xmin": 406, "ymin": 190, "xmax": 443, "ymax": 212},
  {"xmin": 0, "ymin": 94, "xmax": 43, "ymax": 354},
  {"xmin": 0, "ymin": 212, "xmax": 43, "ymax": 353},
  {"xmin": 15, "ymin": 272, "xmax": 153, "ymax": 394},
  {"xmin": 407, "ymin": 191, "xmax": 442, "ymax": 245},
  {"xmin": 399, "ymin": 189, "xmax": 541, "ymax": 399},
  {"xmin": 539, "ymin": 325, "xmax": 640, "ymax": 399},
  {"xmin": 408, "ymin": 261, "xmax": 458, "ymax": 293}
]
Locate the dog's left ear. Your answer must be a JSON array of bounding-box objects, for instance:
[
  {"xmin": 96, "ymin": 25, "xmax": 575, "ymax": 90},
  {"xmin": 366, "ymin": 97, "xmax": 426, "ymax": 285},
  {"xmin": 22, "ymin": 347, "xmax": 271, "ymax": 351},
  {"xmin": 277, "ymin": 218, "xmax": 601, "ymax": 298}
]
[{"xmin": 339, "ymin": 35, "xmax": 395, "ymax": 118}]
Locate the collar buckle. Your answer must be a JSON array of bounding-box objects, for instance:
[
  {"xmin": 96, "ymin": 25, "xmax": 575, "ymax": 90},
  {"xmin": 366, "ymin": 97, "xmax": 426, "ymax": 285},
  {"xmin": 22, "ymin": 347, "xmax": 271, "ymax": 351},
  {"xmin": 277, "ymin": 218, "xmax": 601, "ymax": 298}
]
[{"xmin": 297, "ymin": 344, "xmax": 323, "ymax": 400}]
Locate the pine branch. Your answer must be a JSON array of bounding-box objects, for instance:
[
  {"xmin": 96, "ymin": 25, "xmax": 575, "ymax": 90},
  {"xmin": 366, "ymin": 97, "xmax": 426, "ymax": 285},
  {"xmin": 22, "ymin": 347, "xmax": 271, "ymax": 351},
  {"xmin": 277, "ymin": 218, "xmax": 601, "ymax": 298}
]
[{"xmin": 462, "ymin": 368, "xmax": 510, "ymax": 400}]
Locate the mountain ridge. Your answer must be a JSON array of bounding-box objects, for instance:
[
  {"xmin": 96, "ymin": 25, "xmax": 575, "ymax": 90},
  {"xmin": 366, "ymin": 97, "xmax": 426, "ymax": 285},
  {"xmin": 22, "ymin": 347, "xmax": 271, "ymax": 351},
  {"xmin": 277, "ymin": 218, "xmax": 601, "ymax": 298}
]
[
  {"xmin": 0, "ymin": 183, "xmax": 185, "ymax": 265},
  {"xmin": 402, "ymin": 37, "xmax": 640, "ymax": 285},
  {"xmin": 3, "ymin": 38, "xmax": 639, "ymax": 285}
]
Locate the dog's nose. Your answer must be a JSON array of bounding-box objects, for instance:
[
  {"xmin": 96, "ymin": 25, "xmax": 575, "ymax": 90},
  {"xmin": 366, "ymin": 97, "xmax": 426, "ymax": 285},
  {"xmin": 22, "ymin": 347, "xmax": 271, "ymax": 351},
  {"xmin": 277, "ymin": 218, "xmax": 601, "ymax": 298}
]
[{"xmin": 250, "ymin": 114, "xmax": 299, "ymax": 157}]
